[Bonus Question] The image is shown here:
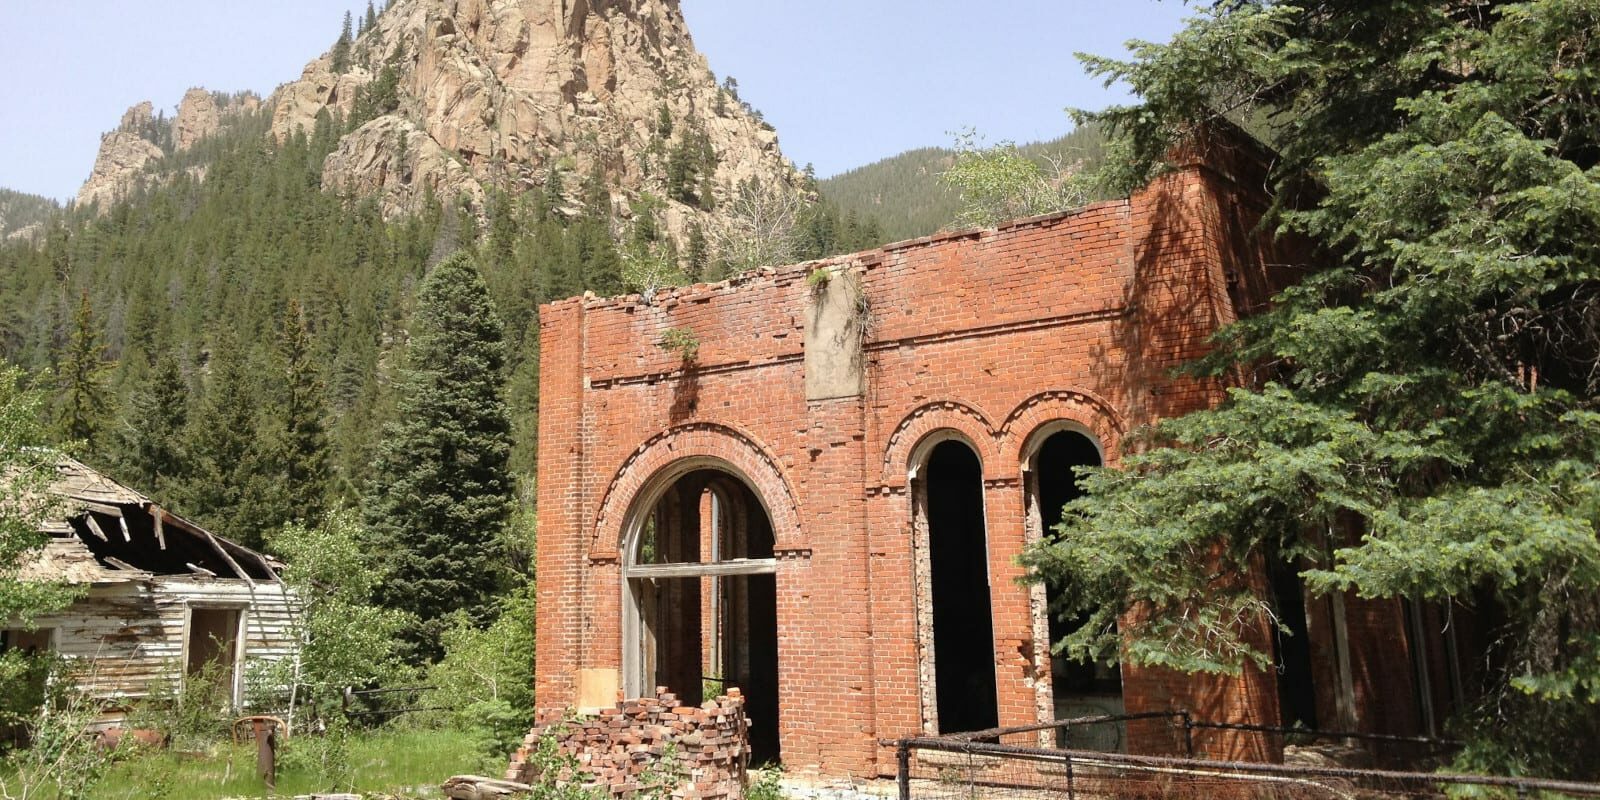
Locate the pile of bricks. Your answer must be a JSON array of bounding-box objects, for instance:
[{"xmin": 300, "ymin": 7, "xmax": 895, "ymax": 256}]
[{"xmin": 506, "ymin": 687, "xmax": 750, "ymax": 799}]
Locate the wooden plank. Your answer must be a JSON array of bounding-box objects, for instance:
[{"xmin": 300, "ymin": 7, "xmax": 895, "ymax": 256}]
[
  {"xmin": 104, "ymin": 557, "xmax": 142, "ymax": 572},
  {"xmin": 623, "ymin": 558, "xmax": 779, "ymax": 579},
  {"xmin": 151, "ymin": 507, "xmax": 166, "ymax": 549},
  {"xmin": 117, "ymin": 515, "xmax": 132, "ymax": 542},
  {"xmin": 185, "ymin": 563, "xmax": 218, "ymax": 578},
  {"xmin": 84, "ymin": 515, "xmax": 109, "ymax": 541},
  {"xmin": 200, "ymin": 531, "xmax": 255, "ymax": 586}
]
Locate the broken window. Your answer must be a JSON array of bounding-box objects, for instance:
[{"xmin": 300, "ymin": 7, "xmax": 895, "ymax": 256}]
[
  {"xmin": 917, "ymin": 439, "xmax": 1000, "ymax": 735},
  {"xmin": 1027, "ymin": 429, "xmax": 1124, "ymax": 745},
  {"xmin": 624, "ymin": 467, "xmax": 780, "ymax": 764}
]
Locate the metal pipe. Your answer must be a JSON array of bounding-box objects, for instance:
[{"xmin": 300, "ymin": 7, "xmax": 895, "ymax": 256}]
[{"xmin": 896, "ymin": 739, "xmax": 910, "ymax": 800}]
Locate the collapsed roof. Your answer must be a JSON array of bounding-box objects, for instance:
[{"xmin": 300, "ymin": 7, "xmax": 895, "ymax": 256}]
[{"xmin": 18, "ymin": 457, "xmax": 280, "ymax": 584}]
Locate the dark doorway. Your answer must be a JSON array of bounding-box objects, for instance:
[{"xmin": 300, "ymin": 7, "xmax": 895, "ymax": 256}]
[
  {"xmin": 631, "ymin": 469, "xmax": 781, "ymax": 764},
  {"xmin": 186, "ymin": 608, "xmax": 241, "ymax": 706},
  {"xmin": 1269, "ymin": 558, "xmax": 1318, "ymax": 730},
  {"xmin": 925, "ymin": 440, "xmax": 999, "ymax": 734},
  {"xmin": 1034, "ymin": 431, "xmax": 1124, "ymax": 744}
]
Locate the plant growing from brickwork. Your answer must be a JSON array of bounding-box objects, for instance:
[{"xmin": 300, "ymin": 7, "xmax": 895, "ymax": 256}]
[
  {"xmin": 656, "ymin": 327, "xmax": 701, "ymax": 363},
  {"xmin": 1024, "ymin": 0, "xmax": 1600, "ymax": 778}
]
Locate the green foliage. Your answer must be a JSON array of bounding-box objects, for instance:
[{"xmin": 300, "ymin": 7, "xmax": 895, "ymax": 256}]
[
  {"xmin": 656, "ymin": 327, "xmax": 700, "ymax": 363},
  {"xmin": 364, "ymin": 253, "xmax": 513, "ymax": 660},
  {"xmin": 746, "ymin": 767, "xmax": 785, "ymax": 800},
  {"xmin": 0, "ymin": 663, "xmax": 120, "ymax": 800},
  {"xmin": 423, "ymin": 581, "xmax": 537, "ymax": 759},
  {"xmin": 940, "ymin": 129, "xmax": 1089, "ymax": 230},
  {"xmin": 105, "ymin": 354, "xmax": 188, "ymax": 505},
  {"xmin": 54, "ymin": 291, "xmax": 113, "ymax": 449},
  {"xmin": 255, "ymin": 300, "xmax": 331, "ymax": 529},
  {"xmin": 331, "ymin": 11, "xmax": 354, "ymax": 74},
  {"xmin": 1027, "ymin": 0, "xmax": 1600, "ymax": 778},
  {"xmin": 267, "ymin": 510, "xmax": 410, "ymax": 708},
  {"xmin": 0, "ymin": 365, "xmax": 77, "ymax": 629},
  {"xmin": 819, "ymin": 125, "xmax": 1106, "ymax": 242},
  {"xmin": 127, "ymin": 660, "xmax": 235, "ymax": 751}
]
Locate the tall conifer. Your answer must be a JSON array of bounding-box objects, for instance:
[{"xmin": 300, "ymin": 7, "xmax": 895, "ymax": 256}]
[
  {"xmin": 55, "ymin": 290, "xmax": 113, "ymax": 448},
  {"xmin": 364, "ymin": 253, "xmax": 512, "ymax": 660}
]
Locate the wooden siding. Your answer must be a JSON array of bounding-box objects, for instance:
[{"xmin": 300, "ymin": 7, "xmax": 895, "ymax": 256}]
[{"xmin": 26, "ymin": 578, "xmax": 301, "ymax": 706}]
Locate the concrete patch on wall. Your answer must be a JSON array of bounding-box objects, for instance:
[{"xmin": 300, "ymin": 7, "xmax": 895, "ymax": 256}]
[{"xmin": 803, "ymin": 265, "xmax": 865, "ymax": 401}]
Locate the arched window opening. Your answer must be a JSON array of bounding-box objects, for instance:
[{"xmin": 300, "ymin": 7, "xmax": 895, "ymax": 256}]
[
  {"xmin": 917, "ymin": 438, "xmax": 999, "ymax": 734},
  {"xmin": 1029, "ymin": 429, "xmax": 1124, "ymax": 746},
  {"xmin": 624, "ymin": 467, "xmax": 780, "ymax": 764}
]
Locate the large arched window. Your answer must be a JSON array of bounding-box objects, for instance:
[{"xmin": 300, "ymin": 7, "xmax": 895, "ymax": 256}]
[
  {"xmin": 1025, "ymin": 427, "xmax": 1124, "ymax": 747},
  {"xmin": 622, "ymin": 463, "xmax": 780, "ymax": 763},
  {"xmin": 911, "ymin": 436, "xmax": 999, "ymax": 734}
]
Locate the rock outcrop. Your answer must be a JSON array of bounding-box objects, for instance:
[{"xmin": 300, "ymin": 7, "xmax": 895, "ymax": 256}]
[
  {"xmin": 272, "ymin": 0, "xmax": 801, "ymax": 227},
  {"xmin": 75, "ymin": 0, "xmax": 801, "ymax": 240},
  {"xmin": 76, "ymin": 102, "xmax": 166, "ymax": 209}
]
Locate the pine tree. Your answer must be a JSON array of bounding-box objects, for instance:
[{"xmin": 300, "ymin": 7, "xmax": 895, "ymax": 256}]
[
  {"xmin": 364, "ymin": 253, "xmax": 513, "ymax": 660},
  {"xmin": 258, "ymin": 300, "xmax": 330, "ymax": 528},
  {"xmin": 175, "ymin": 334, "xmax": 268, "ymax": 548},
  {"xmin": 364, "ymin": 0, "xmax": 378, "ymax": 33},
  {"xmin": 107, "ymin": 353, "xmax": 189, "ymax": 500},
  {"xmin": 331, "ymin": 11, "xmax": 354, "ymax": 73},
  {"xmin": 55, "ymin": 290, "xmax": 113, "ymax": 448}
]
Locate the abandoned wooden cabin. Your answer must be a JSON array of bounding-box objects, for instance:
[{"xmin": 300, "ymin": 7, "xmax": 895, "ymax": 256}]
[{"xmin": 4, "ymin": 457, "xmax": 299, "ymax": 719}]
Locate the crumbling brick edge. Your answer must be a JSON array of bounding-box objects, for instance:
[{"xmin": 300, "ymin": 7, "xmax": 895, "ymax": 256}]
[{"xmin": 507, "ymin": 688, "xmax": 751, "ymax": 799}]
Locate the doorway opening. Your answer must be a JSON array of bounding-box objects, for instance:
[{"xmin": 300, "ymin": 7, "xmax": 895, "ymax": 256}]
[
  {"xmin": 185, "ymin": 607, "xmax": 243, "ymax": 707},
  {"xmin": 1028, "ymin": 429, "xmax": 1123, "ymax": 746},
  {"xmin": 919, "ymin": 439, "xmax": 999, "ymax": 734},
  {"xmin": 625, "ymin": 467, "xmax": 781, "ymax": 764}
]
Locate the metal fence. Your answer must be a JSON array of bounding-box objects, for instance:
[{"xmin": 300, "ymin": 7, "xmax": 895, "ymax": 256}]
[{"xmin": 890, "ymin": 713, "xmax": 1600, "ymax": 799}]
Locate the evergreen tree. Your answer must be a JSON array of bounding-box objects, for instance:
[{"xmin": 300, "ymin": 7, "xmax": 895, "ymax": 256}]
[
  {"xmin": 107, "ymin": 353, "xmax": 189, "ymax": 500},
  {"xmin": 175, "ymin": 334, "xmax": 268, "ymax": 547},
  {"xmin": 258, "ymin": 300, "xmax": 330, "ymax": 528},
  {"xmin": 331, "ymin": 11, "xmax": 354, "ymax": 73},
  {"xmin": 1025, "ymin": 0, "xmax": 1600, "ymax": 777},
  {"xmin": 364, "ymin": 253, "xmax": 513, "ymax": 660},
  {"xmin": 364, "ymin": 0, "xmax": 378, "ymax": 33},
  {"xmin": 55, "ymin": 290, "xmax": 113, "ymax": 448}
]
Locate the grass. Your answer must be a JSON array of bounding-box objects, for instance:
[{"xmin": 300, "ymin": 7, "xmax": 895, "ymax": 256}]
[{"xmin": 83, "ymin": 727, "xmax": 490, "ymax": 800}]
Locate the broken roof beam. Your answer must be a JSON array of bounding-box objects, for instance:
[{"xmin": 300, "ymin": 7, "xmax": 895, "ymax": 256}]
[
  {"xmin": 185, "ymin": 562, "xmax": 218, "ymax": 578},
  {"xmin": 199, "ymin": 530, "xmax": 254, "ymax": 586},
  {"xmin": 83, "ymin": 515, "xmax": 110, "ymax": 541},
  {"xmin": 150, "ymin": 506, "xmax": 166, "ymax": 550}
]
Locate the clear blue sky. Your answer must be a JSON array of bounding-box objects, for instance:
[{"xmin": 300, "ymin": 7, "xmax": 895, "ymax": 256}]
[{"xmin": 0, "ymin": 1, "xmax": 1191, "ymax": 202}]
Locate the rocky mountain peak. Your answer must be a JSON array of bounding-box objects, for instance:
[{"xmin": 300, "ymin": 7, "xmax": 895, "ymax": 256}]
[
  {"xmin": 72, "ymin": 0, "xmax": 801, "ymax": 249},
  {"xmin": 272, "ymin": 0, "xmax": 800, "ymax": 235}
]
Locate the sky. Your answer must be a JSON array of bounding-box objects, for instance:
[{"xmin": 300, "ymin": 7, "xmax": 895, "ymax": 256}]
[{"xmin": 0, "ymin": 1, "xmax": 1192, "ymax": 203}]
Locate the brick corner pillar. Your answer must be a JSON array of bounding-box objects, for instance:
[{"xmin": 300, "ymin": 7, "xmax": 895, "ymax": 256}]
[{"xmin": 534, "ymin": 297, "xmax": 588, "ymax": 717}]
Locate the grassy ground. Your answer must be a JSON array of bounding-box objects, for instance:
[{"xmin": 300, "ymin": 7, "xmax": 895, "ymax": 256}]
[{"xmin": 82, "ymin": 727, "xmax": 489, "ymax": 800}]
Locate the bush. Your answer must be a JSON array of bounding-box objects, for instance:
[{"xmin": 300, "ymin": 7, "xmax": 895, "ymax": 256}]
[{"xmin": 421, "ymin": 581, "xmax": 537, "ymax": 759}]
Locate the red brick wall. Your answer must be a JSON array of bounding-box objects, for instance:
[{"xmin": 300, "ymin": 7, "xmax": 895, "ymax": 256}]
[{"xmin": 535, "ymin": 142, "xmax": 1325, "ymax": 776}]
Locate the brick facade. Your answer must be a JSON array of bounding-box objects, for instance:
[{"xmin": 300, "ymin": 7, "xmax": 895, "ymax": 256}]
[{"xmin": 533, "ymin": 133, "xmax": 1435, "ymax": 777}]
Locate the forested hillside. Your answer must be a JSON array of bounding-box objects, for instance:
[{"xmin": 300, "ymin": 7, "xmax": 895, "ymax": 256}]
[
  {"xmin": 819, "ymin": 125, "xmax": 1106, "ymax": 242},
  {"xmin": 0, "ymin": 105, "xmax": 877, "ymax": 554},
  {"xmin": 0, "ymin": 189, "xmax": 59, "ymax": 240}
]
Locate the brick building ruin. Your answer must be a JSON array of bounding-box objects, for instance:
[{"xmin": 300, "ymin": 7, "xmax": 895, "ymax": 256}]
[{"xmin": 532, "ymin": 131, "xmax": 1481, "ymax": 777}]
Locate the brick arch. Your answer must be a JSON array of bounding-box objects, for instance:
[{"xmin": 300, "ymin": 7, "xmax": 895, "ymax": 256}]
[
  {"xmin": 999, "ymin": 390, "xmax": 1128, "ymax": 468},
  {"xmin": 880, "ymin": 400, "xmax": 1001, "ymax": 486},
  {"xmin": 591, "ymin": 422, "xmax": 802, "ymax": 558}
]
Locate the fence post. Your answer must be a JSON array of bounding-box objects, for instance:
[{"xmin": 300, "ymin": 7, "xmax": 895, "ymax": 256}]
[
  {"xmin": 1180, "ymin": 711, "xmax": 1194, "ymax": 758},
  {"xmin": 897, "ymin": 739, "xmax": 911, "ymax": 800},
  {"xmin": 1065, "ymin": 752, "xmax": 1075, "ymax": 800}
]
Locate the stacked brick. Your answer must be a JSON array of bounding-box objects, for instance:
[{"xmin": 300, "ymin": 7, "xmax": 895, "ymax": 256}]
[{"xmin": 506, "ymin": 688, "xmax": 750, "ymax": 800}]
